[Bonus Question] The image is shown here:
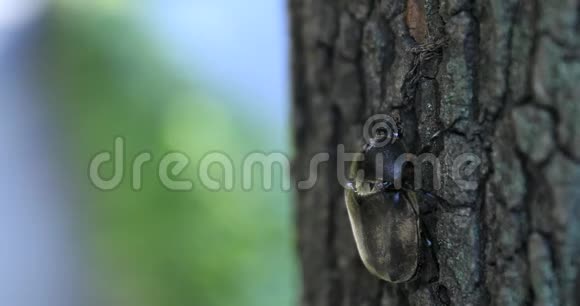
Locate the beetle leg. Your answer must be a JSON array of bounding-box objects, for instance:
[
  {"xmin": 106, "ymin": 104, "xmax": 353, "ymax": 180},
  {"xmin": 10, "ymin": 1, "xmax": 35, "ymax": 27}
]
[
  {"xmin": 377, "ymin": 181, "xmax": 393, "ymax": 191},
  {"xmin": 418, "ymin": 219, "xmax": 440, "ymax": 284},
  {"xmin": 418, "ymin": 117, "xmax": 466, "ymax": 154}
]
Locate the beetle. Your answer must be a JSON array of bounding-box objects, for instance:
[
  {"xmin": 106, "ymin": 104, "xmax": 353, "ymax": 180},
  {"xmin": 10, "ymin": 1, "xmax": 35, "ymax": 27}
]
[{"xmin": 344, "ymin": 121, "xmax": 442, "ymax": 283}]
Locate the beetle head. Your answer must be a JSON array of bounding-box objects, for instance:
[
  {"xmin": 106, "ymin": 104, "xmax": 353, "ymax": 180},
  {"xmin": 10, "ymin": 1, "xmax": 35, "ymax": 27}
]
[
  {"xmin": 354, "ymin": 119, "xmax": 405, "ymax": 190},
  {"xmin": 360, "ymin": 140, "xmax": 405, "ymax": 186}
]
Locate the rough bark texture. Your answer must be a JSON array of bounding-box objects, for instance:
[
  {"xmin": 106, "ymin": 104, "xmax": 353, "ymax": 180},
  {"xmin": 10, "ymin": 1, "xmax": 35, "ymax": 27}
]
[{"xmin": 291, "ymin": 0, "xmax": 580, "ymax": 305}]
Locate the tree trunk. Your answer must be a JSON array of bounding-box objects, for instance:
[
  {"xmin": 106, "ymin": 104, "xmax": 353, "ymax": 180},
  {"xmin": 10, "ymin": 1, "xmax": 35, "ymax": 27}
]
[{"xmin": 291, "ymin": 0, "xmax": 580, "ymax": 305}]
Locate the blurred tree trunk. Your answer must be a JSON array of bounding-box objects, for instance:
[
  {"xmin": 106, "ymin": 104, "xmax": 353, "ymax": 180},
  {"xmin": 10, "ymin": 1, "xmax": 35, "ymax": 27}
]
[{"xmin": 291, "ymin": 0, "xmax": 580, "ymax": 305}]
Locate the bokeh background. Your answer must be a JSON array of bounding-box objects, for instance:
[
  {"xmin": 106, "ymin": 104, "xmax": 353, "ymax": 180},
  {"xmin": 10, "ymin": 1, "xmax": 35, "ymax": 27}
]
[{"xmin": 0, "ymin": 1, "xmax": 297, "ymax": 305}]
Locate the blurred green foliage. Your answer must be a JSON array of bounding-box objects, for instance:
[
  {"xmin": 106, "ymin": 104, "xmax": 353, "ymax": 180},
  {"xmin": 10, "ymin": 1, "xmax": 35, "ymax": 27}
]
[{"xmin": 41, "ymin": 2, "xmax": 297, "ymax": 306}]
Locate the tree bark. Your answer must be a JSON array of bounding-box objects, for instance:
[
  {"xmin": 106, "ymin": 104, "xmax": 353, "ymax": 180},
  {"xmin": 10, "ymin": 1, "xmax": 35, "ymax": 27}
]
[{"xmin": 291, "ymin": 0, "xmax": 580, "ymax": 305}]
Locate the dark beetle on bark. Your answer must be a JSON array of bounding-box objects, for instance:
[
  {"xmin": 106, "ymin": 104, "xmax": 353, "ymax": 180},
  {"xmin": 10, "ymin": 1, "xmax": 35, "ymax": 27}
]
[{"xmin": 345, "ymin": 121, "xmax": 446, "ymax": 283}]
